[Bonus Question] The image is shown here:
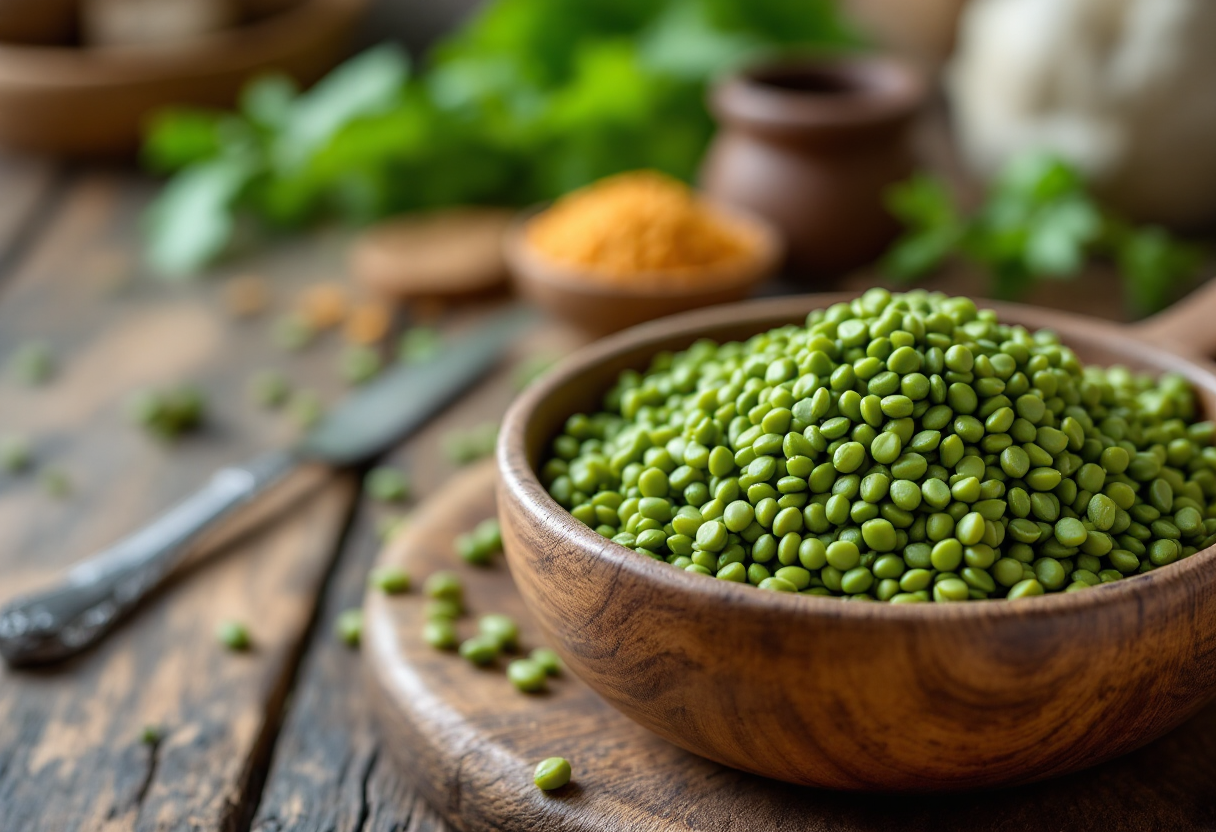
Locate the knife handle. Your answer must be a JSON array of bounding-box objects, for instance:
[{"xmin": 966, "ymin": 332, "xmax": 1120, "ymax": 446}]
[{"xmin": 0, "ymin": 451, "xmax": 294, "ymax": 667}]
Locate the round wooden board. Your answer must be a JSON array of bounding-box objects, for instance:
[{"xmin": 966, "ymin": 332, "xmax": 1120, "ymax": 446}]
[{"xmin": 364, "ymin": 462, "xmax": 1216, "ymax": 832}]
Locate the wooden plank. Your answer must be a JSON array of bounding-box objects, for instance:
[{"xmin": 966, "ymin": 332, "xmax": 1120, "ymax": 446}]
[
  {"xmin": 250, "ymin": 313, "xmax": 579, "ymax": 832},
  {"xmin": 0, "ymin": 154, "xmax": 61, "ymax": 279},
  {"xmin": 364, "ymin": 463, "xmax": 1216, "ymax": 832},
  {"xmin": 0, "ymin": 172, "xmax": 365, "ymax": 831}
]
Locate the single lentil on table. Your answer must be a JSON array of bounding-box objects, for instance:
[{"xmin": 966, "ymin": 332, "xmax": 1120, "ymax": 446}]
[{"xmin": 541, "ymin": 289, "xmax": 1216, "ymax": 602}]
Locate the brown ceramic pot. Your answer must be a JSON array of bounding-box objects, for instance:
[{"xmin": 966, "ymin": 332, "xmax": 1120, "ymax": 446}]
[{"xmin": 701, "ymin": 56, "xmax": 926, "ymax": 278}]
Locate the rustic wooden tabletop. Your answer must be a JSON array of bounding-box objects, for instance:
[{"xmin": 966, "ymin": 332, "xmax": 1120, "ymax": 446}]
[
  {"xmin": 0, "ymin": 151, "xmax": 1212, "ymax": 832},
  {"xmin": 0, "ymin": 157, "xmax": 547, "ymax": 832}
]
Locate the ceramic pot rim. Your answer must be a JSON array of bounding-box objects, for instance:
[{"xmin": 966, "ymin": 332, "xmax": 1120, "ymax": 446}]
[{"xmin": 710, "ymin": 54, "xmax": 927, "ymax": 135}]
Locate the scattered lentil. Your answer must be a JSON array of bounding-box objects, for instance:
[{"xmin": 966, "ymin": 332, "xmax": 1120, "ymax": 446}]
[
  {"xmin": 1, "ymin": 434, "xmax": 31, "ymax": 473},
  {"xmin": 340, "ymin": 345, "xmax": 382, "ymax": 385},
  {"xmin": 455, "ymin": 518, "xmax": 502, "ymax": 565},
  {"xmin": 507, "ymin": 658, "xmax": 547, "ymax": 692},
  {"xmin": 272, "ymin": 313, "xmax": 315, "ymax": 351},
  {"xmin": 216, "ymin": 620, "xmax": 252, "ymax": 651},
  {"xmin": 365, "ymin": 466, "xmax": 409, "ymax": 502},
  {"xmin": 288, "ymin": 389, "xmax": 324, "ymax": 428},
  {"xmin": 41, "ymin": 468, "xmax": 71, "ymax": 499},
  {"xmin": 248, "ymin": 370, "xmax": 291, "ymax": 409},
  {"xmin": 443, "ymin": 423, "xmax": 499, "ymax": 465},
  {"xmin": 298, "ymin": 283, "xmax": 349, "ymax": 330},
  {"xmin": 128, "ymin": 386, "xmax": 205, "ymax": 439},
  {"xmin": 399, "ymin": 327, "xmax": 441, "ymax": 364},
  {"xmin": 423, "ymin": 618, "xmax": 458, "ymax": 650},
  {"xmin": 478, "ymin": 613, "xmax": 519, "ymax": 651},
  {"xmin": 334, "ymin": 609, "xmax": 363, "ymax": 647},
  {"xmin": 459, "ymin": 633, "xmax": 500, "ymax": 665},
  {"xmin": 368, "ymin": 565, "xmax": 410, "ymax": 594},
  {"xmin": 533, "ymin": 757, "xmax": 572, "ymax": 791},
  {"xmin": 8, "ymin": 342, "xmax": 54, "ymax": 386},
  {"xmin": 222, "ymin": 275, "xmax": 271, "ymax": 319},
  {"xmin": 344, "ymin": 302, "xmax": 392, "ymax": 345},
  {"xmin": 424, "ymin": 571, "xmax": 463, "ymax": 603}
]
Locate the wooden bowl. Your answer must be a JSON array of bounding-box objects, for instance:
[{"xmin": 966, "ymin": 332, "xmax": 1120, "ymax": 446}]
[
  {"xmin": 0, "ymin": 0, "xmax": 365, "ymax": 156},
  {"xmin": 503, "ymin": 204, "xmax": 783, "ymax": 336},
  {"xmin": 497, "ymin": 290, "xmax": 1216, "ymax": 792}
]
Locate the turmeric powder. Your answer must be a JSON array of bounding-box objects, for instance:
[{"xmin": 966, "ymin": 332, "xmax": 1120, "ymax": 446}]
[{"xmin": 527, "ymin": 171, "xmax": 755, "ymax": 285}]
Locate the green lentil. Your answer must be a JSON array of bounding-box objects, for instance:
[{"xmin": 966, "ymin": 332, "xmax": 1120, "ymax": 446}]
[
  {"xmin": 443, "ymin": 423, "xmax": 500, "ymax": 464},
  {"xmin": 1, "ymin": 434, "xmax": 32, "ymax": 473},
  {"xmin": 248, "ymin": 370, "xmax": 291, "ymax": 408},
  {"xmin": 288, "ymin": 389, "xmax": 324, "ymax": 428},
  {"xmin": 534, "ymin": 757, "xmax": 572, "ymax": 791},
  {"xmin": 128, "ymin": 386, "xmax": 206, "ymax": 439},
  {"xmin": 530, "ymin": 647, "xmax": 563, "ymax": 676},
  {"xmin": 424, "ymin": 571, "xmax": 463, "ymax": 603},
  {"xmin": 507, "ymin": 658, "xmax": 548, "ymax": 692},
  {"xmin": 459, "ymin": 634, "xmax": 500, "ymax": 665},
  {"xmin": 425, "ymin": 598, "xmax": 463, "ymax": 620},
  {"xmin": 272, "ymin": 313, "xmax": 315, "ymax": 351},
  {"xmin": 365, "ymin": 466, "xmax": 409, "ymax": 502},
  {"xmin": 423, "ymin": 618, "xmax": 458, "ymax": 650},
  {"xmin": 216, "ymin": 620, "xmax": 252, "ymax": 651},
  {"xmin": 456, "ymin": 518, "xmax": 503, "ymax": 565},
  {"xmin": 41, "ymin": 468, "xmax": 71, "ymax": 499},
  {"xmin": 8, "ymin": 341, "xmax": 55, "ymax": 385},
  {"xmin": 334, "ymin": 609, "xmax": 363, "ymax": 647},
  {"xmin": 478, "ymin": 614, "xmax": 520, "ymax": 651},
  {"xmin": 341, "ymin": 345, "xmax": 382, "ymax": 385},
  {"xmin": 399, "ymin": 326, "xmax": 441, "ymax": 363},
  {"xmin": 543, "ymin": 290, "xmax": 1216, "ymax": 603},
  {"xmin": 368, "ymin": 566, "xmax": 410, "ymax": 594}
]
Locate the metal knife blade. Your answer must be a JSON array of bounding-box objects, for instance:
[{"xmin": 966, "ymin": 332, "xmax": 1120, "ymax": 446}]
[{"xmin": 297, "ymin": 306, "xmax": 535, "ymax": 466}]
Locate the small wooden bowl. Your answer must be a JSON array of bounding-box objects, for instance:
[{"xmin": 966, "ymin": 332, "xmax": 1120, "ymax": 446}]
[
  {"xmin": 0, "ymin": 0, "xmax": 365, "ymax": 156},
  {"xmin": 497, "ymin": 291, "xmax": 1216, "ymax": 792},
  {"xmin": 504, "ymin": 204, "xmax": 783, "ymax": 336}
]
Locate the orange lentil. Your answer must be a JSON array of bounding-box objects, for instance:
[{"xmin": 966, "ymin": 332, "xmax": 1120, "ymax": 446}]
[
  {"xmin": 222, "ymin": 275, "xmax": 271, "ymax": 319},
  {"xmin": 526, "ymin": 171, "xmax": 754, "ymax": 285},
  {"xmin": 299, "ymin": 283, "xmax": 349, "ymax": 330},
  {"xmin": 344, "ymin": 302, "xmax": 392, "ymax": 345}
]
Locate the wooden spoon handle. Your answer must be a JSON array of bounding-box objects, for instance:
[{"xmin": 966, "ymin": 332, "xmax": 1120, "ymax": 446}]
[{"xmin": 1134, "ymin": 278, "xmax": 1216, "ymax": 358}]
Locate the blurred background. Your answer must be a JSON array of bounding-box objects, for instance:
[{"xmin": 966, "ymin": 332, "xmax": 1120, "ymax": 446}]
[{"xmin": 0, "ymin": 0, "xmax": 1212, "ymax": 326}]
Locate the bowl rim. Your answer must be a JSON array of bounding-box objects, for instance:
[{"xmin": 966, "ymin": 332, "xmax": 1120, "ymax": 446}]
[
  {"xmin": 503, "ymin": 200, "xmax": 785, "ymax": 301},
  {"xmin": 0, "ymin": 0, "xmax": 365, "ymax": 86},
  {"xmin": 499, "ymin": 292, "xmax": 1216, "ymax": 624},
  {"xmin": 709, "ymin": 54, "xmax": 928, "ymax": 134}
]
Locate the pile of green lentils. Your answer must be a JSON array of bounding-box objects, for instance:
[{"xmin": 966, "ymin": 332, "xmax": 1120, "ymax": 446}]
[{"xmin": 540, "ymin": 289, "xmax": 1216, "ymax": 602}]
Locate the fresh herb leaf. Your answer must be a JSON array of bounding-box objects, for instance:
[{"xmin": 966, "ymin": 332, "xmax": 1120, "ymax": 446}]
[
  {"xmin": 141, "ymin": 0, "xmax": 860, "ymax": 272},
  {"xmin": 882, "ymin": 153, "xmax": 1204, "ymax": 315},
  {"xmin": 144, "ymin": 156, "xmax": 256, "ymax": 275}
]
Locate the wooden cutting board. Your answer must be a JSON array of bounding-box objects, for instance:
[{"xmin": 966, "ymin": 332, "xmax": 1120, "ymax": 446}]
[{"xmin": 363, "ymin": 463, "xmax": 1216, "ymax": 832}]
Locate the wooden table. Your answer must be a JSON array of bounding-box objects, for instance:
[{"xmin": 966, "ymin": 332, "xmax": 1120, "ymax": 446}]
[
  {"xmin": 0, "ymin": 155, "xmax": 1211, "ymax": 832},
  {"xmin": 0, "ymin": 156, "xmax": 560, "ymax": 832}
]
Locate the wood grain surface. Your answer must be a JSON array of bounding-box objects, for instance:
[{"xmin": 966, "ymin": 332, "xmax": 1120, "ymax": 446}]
[
  {"xmin": 0, "ymin": 172, "xmax": 359, "ymax": 831},
  {"xmin": 368, "ymin": 463, "xmax": 1216, "ymax": 832}
]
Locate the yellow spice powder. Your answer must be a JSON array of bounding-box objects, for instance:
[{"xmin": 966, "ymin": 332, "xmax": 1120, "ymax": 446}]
[{"xmin": 527, "ymin": 171, "xmax": 754, "ymax": 284}]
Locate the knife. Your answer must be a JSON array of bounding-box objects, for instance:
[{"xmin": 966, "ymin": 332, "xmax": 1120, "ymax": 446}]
[{"xmin": 0, "ymin": 307, "xmax": 534, "ymax": 667}]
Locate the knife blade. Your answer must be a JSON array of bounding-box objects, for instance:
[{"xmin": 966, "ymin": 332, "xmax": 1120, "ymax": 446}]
[{"xmin": 0, "ymin": 306, "xmax": 535, "ymax": 667}]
